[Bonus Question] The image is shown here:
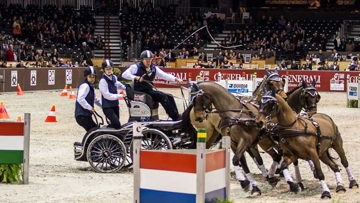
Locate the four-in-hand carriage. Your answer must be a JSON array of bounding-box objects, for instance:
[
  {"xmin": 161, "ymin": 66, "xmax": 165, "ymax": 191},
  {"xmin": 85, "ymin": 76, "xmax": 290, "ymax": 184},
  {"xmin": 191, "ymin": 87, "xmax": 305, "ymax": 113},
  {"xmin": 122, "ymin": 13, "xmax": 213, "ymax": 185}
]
[{"xmin": 73, "ymin": 83, "xmax": 197, "ymax": 173}]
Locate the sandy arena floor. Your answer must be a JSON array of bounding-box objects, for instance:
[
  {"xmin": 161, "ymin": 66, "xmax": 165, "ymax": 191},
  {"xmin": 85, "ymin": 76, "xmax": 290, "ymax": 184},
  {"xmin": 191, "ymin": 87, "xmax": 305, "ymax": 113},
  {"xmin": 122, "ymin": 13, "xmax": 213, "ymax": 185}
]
[{"xmin": 0, "ymin": 88, "xmax": 360, "ymax": 203}]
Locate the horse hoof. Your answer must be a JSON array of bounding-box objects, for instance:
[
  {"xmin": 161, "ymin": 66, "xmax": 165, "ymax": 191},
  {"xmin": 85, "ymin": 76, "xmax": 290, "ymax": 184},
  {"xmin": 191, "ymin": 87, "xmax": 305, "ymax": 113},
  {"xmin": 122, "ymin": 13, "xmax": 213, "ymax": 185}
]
[
  {"xmin": 267, "ymin": 177, "xmax": 279, "ymax": 187},
  {"xmin": 288, "ymin": 181, "xmax": 301, "ymax": 193},
  {"xmin": 240, "ymin": 180, "xmax": 250, "ymax": 192},
  {"xmin": 336, "ymin": 184, "xmax": 346, "ymax": 193},
  {"xmin": 298, "ymin": 182, "xmax": 305, "ymax": 191},
  {"xmin": 321, "ymin": 191, "xmax": 331, "ymax": 199},
  {"xmin": 349, "ymin": 180, "xmax": 359, "ymax": 189},
  {"xmin": 251, "ymin": 186, "xmax": 262, "ymax": 196}
]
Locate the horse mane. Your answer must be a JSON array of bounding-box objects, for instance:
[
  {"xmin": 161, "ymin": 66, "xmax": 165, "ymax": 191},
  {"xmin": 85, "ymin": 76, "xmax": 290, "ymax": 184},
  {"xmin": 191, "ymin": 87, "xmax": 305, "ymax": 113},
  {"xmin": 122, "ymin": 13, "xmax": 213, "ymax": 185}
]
[
  {"xmin": 286, "ymin": 85, "xmax": 303, "ymax": 96},
  {"xmin": 276, "ymin": 93, "xmax": 294, "ymax": 114}
]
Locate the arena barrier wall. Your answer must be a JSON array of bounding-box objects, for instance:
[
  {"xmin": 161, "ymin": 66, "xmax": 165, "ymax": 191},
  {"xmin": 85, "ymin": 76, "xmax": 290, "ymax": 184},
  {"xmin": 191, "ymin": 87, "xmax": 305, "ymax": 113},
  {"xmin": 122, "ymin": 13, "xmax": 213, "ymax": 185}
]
[
  {"xmin": 133, "ymin": 123, "xmax": 231, "ymax": 203},
  {"xmin": 346, "ymin": 74, "xmax": 360, "ymax": 108},
  {"xmin": 0, "ymin": 68, "xmax": 102, "ymax": 93},
  {"xmin": 1, "ymin": 67, "xmax": 359, "ymax": 93},
  {"xmin": 0, "ymin": 113, "xmax": 31, "ymax": 184}
]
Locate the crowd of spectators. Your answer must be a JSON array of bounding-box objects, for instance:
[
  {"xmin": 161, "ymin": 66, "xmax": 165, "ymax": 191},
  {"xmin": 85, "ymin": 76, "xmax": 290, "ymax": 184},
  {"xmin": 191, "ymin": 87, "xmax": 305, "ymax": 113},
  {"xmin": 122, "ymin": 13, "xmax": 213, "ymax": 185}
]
[{"xmin": 0, "ymin": 3, "xmax": 100, "ymax": 67}]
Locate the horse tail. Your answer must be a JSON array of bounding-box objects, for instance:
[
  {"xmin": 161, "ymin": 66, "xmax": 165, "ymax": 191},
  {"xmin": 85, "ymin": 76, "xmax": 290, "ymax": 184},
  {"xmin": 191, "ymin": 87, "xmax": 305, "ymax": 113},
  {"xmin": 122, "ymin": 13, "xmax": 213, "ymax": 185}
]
[
  {"xmin": 181, "ymin": 103, "xmax": 197, "ymax": 149},
  {"xmin": 326, "ymin": 148, "xmax": 340, "ymax": 167}
]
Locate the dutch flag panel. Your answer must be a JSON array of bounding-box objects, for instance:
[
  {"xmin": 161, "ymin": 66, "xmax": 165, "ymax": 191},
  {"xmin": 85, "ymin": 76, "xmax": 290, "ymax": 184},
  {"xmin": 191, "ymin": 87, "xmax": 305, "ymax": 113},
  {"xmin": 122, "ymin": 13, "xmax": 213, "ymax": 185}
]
[{"xmin": 139, "ymin": 150, "xmax": 227, "ymax": 203}]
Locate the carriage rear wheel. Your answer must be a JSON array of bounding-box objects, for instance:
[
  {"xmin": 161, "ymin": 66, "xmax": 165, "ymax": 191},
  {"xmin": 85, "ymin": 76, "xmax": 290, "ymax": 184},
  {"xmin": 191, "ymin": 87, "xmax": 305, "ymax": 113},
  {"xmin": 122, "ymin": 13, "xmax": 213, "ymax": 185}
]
[
  {"xmin": 87, "ymin": 134, "xmax": 127, "ymax": 173},
  {"xmin": 128, "ymin": 128, "xmax": 173, "ymax": 162}
]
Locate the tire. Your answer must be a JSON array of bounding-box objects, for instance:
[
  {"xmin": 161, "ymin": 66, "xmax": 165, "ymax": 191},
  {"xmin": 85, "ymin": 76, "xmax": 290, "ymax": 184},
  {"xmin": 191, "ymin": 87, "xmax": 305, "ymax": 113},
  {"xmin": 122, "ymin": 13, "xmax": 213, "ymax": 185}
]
[
  {"xmin": 87, "ymin": 134, "xmax": 127, "ymax": 173},
  {"xmin": 129, "ymin": 128, "xmax": 173, "ymax": 161}
]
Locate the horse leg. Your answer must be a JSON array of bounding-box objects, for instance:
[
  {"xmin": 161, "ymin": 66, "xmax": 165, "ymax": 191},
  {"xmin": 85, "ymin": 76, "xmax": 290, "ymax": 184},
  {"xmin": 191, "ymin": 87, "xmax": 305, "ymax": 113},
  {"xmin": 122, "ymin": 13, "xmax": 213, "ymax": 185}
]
[
  {"xmin": 293, "ymin": 160, "xmax": 305, "ymax": 191},
  {"xmin": 280, "ymin": 156, "xmax": 301, "ymax": 193},
  {"xmin": 331, "ymin": 136, "xmax": 359, "ymax": 189},
  {"xmin": 205, "ymin": 129, "xmax": 220, "ymax": 149},
  {"xmin": 319, "ymin": 150, "xmax": 346, "ymax": 193},
  {"xmin": 309, "ymin": 149, "xmax": 331, "ymax": 199},
  {"xmin": 239, "ymin": 155, "xmax": 261, "ymax": 196},
  {"xmin": 247, "ymin": 146, "xmax": 268, "ymax": 179},
  {"xmin": 258, "ymin": 138, "xmax": 281, "ymax": 185},
  {"xmin": 231, "ymin": 141, "xmax": 250, "ymax": 191}
]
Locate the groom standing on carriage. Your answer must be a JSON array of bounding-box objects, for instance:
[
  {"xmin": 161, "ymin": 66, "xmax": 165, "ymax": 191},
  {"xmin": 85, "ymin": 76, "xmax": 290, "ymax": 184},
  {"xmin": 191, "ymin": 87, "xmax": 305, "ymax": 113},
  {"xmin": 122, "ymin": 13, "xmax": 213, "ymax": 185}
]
[{"xmin": 122, "ymin": 50, "xmax": 184, "ymax": 121}]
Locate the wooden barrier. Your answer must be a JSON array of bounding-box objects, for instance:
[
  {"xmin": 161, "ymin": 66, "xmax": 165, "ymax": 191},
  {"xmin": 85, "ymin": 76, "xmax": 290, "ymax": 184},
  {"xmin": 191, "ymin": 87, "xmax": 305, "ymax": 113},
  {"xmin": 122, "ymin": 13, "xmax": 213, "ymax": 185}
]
[
  {"xmin": 133, "ymin": 123, "xmax": 231, "ymax": 203},
  {"xmin": 0, "ymin": 113, "xmax": 31, "ymax": 184}
]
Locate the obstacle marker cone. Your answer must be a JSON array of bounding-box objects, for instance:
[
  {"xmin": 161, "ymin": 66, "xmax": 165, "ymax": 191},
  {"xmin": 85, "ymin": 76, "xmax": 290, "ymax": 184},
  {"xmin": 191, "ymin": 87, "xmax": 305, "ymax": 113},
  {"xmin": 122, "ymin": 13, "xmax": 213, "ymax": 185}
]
[
  {"xmin": 60, "ymin": 85, "xmax": 68, "ymax": 96},
  {"xmin": 17, "ymin": 84, "xmax": 24, "ymax": 95},
  {"xmin": 0, "ymin": 102, "xmax": 10, "ymax": 119},
  {"xmin": 45, "ymin": 104, "xmax": 57, "ymax": 122},
  {"xmin": 118, "ymin": 90, "xmax": 124, "ymax": 100},
  {"xmin": 17, "ymin": 115, "xmax": 22, "ymax": 122},
  {"xmin": 69, "ymin": 86, "xmax": 76, "ymax": 99}
]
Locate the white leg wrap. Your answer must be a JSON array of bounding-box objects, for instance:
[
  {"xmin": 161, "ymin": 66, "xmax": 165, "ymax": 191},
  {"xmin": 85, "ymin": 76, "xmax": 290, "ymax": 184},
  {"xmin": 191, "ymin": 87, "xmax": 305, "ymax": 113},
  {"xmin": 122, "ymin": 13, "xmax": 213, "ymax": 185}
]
[
  {"xmin": 346, "ymin": 167, "xmax": 355, "ymax": 181},
  {"xmin": 308, "ymin": 160, "xmax": 315, "ymax": 172},
  {"xmin": 258, "ymin": 164, "xmax": 268, "ymax": 178},
  {"xmin": 321, "ymin": 180, "xmax": 330, "ymax": 192},
  {"xmin": 268, "ymin": 161, "xmax": 278, "ymax": 178},
  {"xmin": 234, "ymin": 166, "xmax": 246, "ymax": 181},
  {"xmin": 246, "ymin": 173, "xmax": 257, "ymax": 187},
  {"xmin": 335, "ymin": 172, "xmax": 343, "ymax": 185},
  {"xmin": 278, "ymin": 157, "xmax": 284, "ymax": 169},
  {"xmin": 294, "ymin": 165, "xmax": 302, "ymax": 183},
  {"xmin": 282, "ymin": 168, "xmax": 294, "ymax": 183}
]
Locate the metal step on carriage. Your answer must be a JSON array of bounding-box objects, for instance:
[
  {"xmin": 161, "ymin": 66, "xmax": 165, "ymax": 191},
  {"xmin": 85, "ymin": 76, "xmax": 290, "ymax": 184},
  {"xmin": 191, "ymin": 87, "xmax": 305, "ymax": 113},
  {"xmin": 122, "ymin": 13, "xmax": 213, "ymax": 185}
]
[{"xmin": 73, "ymin": 82, "xmax": 197, "ymax": 173}]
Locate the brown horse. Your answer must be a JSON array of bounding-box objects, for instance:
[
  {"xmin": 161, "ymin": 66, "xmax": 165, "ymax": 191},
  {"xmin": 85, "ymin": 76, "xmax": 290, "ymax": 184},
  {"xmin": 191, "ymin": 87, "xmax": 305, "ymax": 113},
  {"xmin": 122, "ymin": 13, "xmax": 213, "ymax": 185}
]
[
  {"xmin": 263, "ymin": 79, "xmax": 321, "ymax": 189},
  {"xmin": 187, "ymin": 72, "xmax": 288, "ymax": 195},
  {"xmin": 255, "ymin": 88, "xmax": 358, "ymax": 199}
]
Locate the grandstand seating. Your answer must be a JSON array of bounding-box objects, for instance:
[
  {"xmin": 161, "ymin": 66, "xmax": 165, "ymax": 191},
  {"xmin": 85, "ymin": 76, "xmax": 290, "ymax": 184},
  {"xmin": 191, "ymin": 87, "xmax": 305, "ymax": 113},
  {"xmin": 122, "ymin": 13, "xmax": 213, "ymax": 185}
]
[{"xmin": 0, "ymin": 3, "xmax": 95, "ymax": 64}]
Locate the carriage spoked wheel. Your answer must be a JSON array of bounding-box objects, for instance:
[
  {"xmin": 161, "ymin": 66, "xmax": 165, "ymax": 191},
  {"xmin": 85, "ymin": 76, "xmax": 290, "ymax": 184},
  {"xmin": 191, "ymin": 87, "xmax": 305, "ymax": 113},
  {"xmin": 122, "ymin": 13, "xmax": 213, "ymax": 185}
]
[
  {"xmin": 128, "ymin": 128, "xmax": 173, "ymax": 161},
  {"xmin": 87, "ymin": 134, "xmax": 127, "ymax": 173}
]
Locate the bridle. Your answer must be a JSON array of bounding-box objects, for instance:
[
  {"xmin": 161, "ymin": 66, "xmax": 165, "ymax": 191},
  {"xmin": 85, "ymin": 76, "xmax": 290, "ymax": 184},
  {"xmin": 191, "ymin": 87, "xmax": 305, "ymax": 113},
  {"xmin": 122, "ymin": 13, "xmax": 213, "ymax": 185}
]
[
  {"xmin": 300, "ymin": 86, "xmax": 321, "ymax": 112},
  {"xmin": 191, "ymin": 90, "xmax": 213, "ymax": 114}
]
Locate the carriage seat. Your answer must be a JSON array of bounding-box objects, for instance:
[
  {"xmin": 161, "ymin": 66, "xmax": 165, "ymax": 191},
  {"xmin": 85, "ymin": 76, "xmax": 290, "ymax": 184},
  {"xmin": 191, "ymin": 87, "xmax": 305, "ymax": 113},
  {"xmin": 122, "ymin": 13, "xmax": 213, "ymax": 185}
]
[{"xmin": 125, "ymin": 83, "xmax": 159, "ymax": 109}]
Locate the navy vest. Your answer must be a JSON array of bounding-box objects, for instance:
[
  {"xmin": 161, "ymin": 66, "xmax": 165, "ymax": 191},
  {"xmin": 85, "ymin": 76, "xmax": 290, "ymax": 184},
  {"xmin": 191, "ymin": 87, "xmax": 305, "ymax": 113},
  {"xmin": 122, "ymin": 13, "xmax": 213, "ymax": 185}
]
[
  {"xmin": 101, "ymin": 74, "xmax": 119, "ymax": 108},
  {"xmin": 134, "ymin": 62, "xmax": 157, "ymax": 92},
  {"xmin": 75, "ymin": 80, "xmax": 95, "ymax": 117}
]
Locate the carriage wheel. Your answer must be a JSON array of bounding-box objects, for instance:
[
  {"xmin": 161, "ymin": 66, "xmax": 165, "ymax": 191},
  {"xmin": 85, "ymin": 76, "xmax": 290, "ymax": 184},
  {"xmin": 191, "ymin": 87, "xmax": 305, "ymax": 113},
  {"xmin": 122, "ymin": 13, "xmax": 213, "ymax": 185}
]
[
  {"xmin": 87, "ymin": 134, "xmax": 127, "ymax": 173},
  {"xmin": 128, "ymin": 128, "xmax": 173, "ymax": 161},
  {"xmin": 123, "ymin": 146, "xmax": 133, "ymax": 168}
]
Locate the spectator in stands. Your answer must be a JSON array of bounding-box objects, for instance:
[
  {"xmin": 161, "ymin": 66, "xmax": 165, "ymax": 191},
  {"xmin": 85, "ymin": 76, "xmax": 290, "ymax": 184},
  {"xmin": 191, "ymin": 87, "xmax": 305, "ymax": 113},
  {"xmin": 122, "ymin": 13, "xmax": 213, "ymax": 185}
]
[
  {"xmin": 95, "ymin": 34, "xmax": 104, "ymax": 49},
  {"xmin": 330, "ymin": 61, "xmax": 339, "ymax": 71},
  {"xmin": 334, "ymin": 35, "xmax": 342, "ymax": 50},
  {"xmin": 345, "ymin": 39, "xmax": 355, "ymax": 52},
  {"xmin": 309, "ymin": 0, "xmax": 321, "ymax": 8},
  {"xmin": 5, "ymin": 44, "xmax": 15, "ymax": 61}
]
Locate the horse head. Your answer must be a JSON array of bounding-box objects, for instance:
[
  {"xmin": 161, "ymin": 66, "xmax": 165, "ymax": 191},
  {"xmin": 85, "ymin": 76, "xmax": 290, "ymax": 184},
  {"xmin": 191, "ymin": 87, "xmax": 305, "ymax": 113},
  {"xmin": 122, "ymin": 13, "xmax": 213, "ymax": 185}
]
[
  {"xmin": 192, "ymin": 89, "xmax": 213, "ymax": 123},
  {"xmin": 300, "ymin": 79, "xmax": 321, "ymax": 116},
  {"xmin": 265, "ymin": 69, "xmax": 288, "ymax": 100},
  {"xmin": 255, "ymin": 88, "xmax": 278, "ymax": 129}
]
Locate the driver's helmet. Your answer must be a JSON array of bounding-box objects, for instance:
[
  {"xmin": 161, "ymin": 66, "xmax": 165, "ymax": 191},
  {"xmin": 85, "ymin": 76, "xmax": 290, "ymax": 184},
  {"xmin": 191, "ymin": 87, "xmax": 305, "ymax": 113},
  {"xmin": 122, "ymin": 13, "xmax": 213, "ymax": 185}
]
[{"xmin": 140, "ymin": 50, "xmax": 154, "ymax": 59}]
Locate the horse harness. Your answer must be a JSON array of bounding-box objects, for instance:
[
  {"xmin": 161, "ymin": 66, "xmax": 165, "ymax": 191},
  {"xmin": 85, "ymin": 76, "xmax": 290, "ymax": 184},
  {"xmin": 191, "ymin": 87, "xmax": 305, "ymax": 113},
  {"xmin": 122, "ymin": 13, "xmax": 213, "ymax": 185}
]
[{"xmin": 264, "ymin": 115, "xmax": 338, "ymax": 158}]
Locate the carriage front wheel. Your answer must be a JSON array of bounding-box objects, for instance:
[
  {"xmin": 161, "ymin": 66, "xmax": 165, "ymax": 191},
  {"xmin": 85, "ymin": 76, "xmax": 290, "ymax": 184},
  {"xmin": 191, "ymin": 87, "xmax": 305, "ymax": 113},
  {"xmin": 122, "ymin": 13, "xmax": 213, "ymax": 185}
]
[{"xmin": 87, "ymin": 134, "xmax": 127, "ymax": 173}]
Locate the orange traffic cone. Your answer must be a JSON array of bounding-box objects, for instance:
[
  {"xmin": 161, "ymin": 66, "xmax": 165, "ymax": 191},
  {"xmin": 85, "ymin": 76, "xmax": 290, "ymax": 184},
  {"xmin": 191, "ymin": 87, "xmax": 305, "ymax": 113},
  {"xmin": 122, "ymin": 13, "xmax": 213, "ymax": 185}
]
[
  {"xmin": 69, "ymin": 86, "xmax": 76, "ymax": 99},
  {"xmin": 17, "ymin": 84, "xmax": 24, "ymax": 95},
  {"xmin": 45, "ymin": 104, "xmax": 57, "ymax": 122},
  {"xmin": 60, "ymin": 85, "xmax": 68, "ymax": 96},
  {"xmin": 118, "ymin": 90, "xmax": 124, "ymax": 100},
  {"xmin": 0, "ymin": 102, "xmax": 10, "ymax": 119},
  {"xmin": 17, "ymin": 115, "xmax": 22, "ymax": 122}
]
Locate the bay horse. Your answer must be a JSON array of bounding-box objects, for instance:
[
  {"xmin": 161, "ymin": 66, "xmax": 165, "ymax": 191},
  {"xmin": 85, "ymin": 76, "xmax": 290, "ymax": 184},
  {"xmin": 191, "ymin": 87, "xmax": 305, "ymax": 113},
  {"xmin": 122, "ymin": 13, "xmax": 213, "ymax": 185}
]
[
  {"xmin": 255, "ymin": 88, "xmax": 358, "ymax": 199},
  {"xmin": 186, "ymin": 72, "xmax": 289, "ymax": 196}
]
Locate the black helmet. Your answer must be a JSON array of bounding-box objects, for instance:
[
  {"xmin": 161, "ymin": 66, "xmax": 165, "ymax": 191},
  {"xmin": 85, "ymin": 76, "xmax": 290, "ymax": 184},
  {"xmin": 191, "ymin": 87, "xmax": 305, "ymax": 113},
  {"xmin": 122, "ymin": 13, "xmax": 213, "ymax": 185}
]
[
  {"xmin": 102, "ymin": 59, "xmax": 114, "ymax": 69},
  {"xmin": 140, "ymin": 50, "xmax": 154, "ymax": 59},
  {"xmin": 84, "ymin": 66, "xmax": 97, "ymax": 77}
]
